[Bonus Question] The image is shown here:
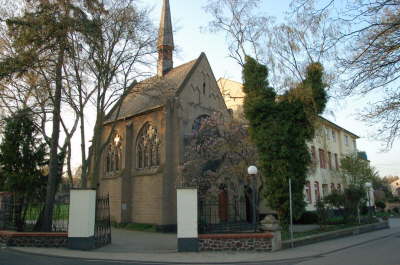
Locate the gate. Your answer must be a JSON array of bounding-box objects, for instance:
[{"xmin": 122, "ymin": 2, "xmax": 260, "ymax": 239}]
[{"xmin": 94, "ymin": 194, "xmax": 111, "ymax": 248}]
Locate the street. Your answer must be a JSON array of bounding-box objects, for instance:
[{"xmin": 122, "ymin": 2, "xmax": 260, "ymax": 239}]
[{"xmin": 1, "ymin": 228, "xmax": 400, "ymax": 265}]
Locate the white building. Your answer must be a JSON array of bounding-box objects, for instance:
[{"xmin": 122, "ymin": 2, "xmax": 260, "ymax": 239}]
[{"xmin": 217, "ymin": 78, "xmax": 360, "ymax": 211}]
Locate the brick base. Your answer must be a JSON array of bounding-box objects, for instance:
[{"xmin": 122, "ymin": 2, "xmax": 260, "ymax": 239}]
[
  {"xmin": 199, "ymin": 233, "xmax": 274, "ymax": 251},
  {"xmin": 0, "ymin": 231, "xmax": 67, "ymax": 247}
]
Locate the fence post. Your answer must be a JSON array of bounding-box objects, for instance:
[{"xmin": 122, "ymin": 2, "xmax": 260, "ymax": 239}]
[
  {"xmin": 68, "ymin": 189, "xmax": 96, "ymax": 250},
  {"xmin": 177, "ymin": 188, "xmax": 198, "ymax": 252}
]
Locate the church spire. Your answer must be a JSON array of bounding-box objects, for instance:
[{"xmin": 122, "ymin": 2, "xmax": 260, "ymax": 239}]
[{"xmin": 157, "ymin": 0, "xmax": 174, "ymax": 77}]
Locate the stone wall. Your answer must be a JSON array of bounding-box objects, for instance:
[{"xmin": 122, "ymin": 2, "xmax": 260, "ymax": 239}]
[
  {"xmin": 0, "ymin": 231, "xmax": 67, "ymax": 247},
  {"xmin": 199, "ymin": 233, "xmax": 275, "ymax": 252}
]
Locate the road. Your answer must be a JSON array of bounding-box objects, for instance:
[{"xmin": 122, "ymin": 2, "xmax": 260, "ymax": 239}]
[{"xmin": 1, "ymin": 228, "xmax": 400, "ymax": 265}]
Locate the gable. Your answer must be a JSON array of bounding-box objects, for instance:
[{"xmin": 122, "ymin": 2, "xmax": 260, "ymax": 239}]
[{"xmin": 177, "ymin": 54, "xmax": 230, "ymax": 134}]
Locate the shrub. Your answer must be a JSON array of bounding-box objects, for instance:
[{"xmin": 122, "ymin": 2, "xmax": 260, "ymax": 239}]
[
  {"xmin": 393, "ymin": 207, "xmax": 399, "ymax": 214},
  {"xmin": 375, "ymin": 200, "xmax": 386, "ymax": 210},
  {"xmin": 296, "ymin": 211, "xmax": 318, "ymax": 224},
  {"xmin": 316, "ymin": 199, "xmax": 328, "ymax": 227}
]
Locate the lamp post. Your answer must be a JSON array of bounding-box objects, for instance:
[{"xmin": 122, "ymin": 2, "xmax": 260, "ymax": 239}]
[
  {"xmin": 365, "ymin": 182, "xmax": 372, "ymax": 221},
  {"xmin": 247, "ymin": 165, "xmax": 258, "ymax": 231}
]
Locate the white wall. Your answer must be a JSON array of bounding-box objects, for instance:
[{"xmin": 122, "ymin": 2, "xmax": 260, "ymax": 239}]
[
  {"xmin": 177, "ymin": 189, "xmax": 198, "ymax": 238},
  {"xmin": 68, "ymin": 190, "xmax": 96, "ymax": 238}
]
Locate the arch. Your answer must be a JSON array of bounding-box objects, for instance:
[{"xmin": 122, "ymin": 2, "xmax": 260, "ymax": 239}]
[
  {"xmin": 136, "ymin": 122, "xmax": 160, "ymax": 169},
  {"xmin": 191, "ymin": 114, "xmax": 211, "ymax": 134},
  {"xmin": 105, "ymin": 132, "xmax": 122, "ymax": 174}
]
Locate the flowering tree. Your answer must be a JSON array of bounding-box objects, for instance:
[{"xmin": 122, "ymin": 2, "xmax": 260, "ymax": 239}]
[{"xmin": 179, "ymin": 114, "xmax": 258, "ymax": 203}]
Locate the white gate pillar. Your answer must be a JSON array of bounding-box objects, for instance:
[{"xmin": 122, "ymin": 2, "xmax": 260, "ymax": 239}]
[
  {"xmin": 68, "ymin": 189, "xmax": 97, "ymax": 250},
  {"xmin": 177, "ymin": 188, "xmax": 198, "ymax": 252}
]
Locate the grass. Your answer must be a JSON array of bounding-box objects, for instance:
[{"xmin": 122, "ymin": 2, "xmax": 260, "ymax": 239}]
[
  {"xmin": 112, "ymin": 222, "xmax": 157, "ymax": 232},
  {"xmin": 25, "ymin": 204, "xmax": 69, "ymax": 221},
  {"xmin": 282, "ymin": 222, "xmax": 374, "ymax": 241}
]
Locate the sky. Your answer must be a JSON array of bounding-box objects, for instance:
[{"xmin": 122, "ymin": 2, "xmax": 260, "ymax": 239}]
[{"xmin": 68, "ymin": 0, "xmax": 400, "ymax": 177}]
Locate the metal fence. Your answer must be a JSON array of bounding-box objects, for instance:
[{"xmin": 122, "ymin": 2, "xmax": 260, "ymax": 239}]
[
  {"xmin": 198, "ymin": 198, "xmax": 255, "ymax": 233},
  {"xmin": 0, "ymin": 193, "xmax": 69, "ymax": 232},
  {"xmin": 94, "ymin": 194, "xmax": 112, "ymax": 248}
]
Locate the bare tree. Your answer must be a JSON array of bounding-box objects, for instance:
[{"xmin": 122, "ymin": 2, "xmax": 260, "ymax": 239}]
[
  {"xmin": 203, "ymin": 0, "xmax": 336, "ymax": 91},
  {"xmin": 292, "ymin": 0, "xmax": 400, "ymax": 148},
  {"xmin": 73, "ymin": 0, "xmax": 157, "ymax": 187}
]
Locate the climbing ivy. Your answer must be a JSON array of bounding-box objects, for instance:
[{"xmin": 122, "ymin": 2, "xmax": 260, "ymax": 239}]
[{"xmin": 242, "ymin": 56, "xmax": 327, "ymax": 223}]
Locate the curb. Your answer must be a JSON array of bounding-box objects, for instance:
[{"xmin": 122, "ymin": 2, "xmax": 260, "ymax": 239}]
[
  {"xmin": 282, "ymin": 221, "xmax": 389, "ymax": 249},
  {"xmin": 8, "ymin": 229, "xmax": 400, "ymax": 265}
]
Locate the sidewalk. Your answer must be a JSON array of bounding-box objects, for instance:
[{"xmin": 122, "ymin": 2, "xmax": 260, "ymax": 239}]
[{"xmin": 10, "ymin": 219, "xmax": 400, "ymax": 264}]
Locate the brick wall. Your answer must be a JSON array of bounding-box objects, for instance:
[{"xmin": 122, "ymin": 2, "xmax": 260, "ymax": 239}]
[
  {"xmin": 0, "ymin": 231, "xmax": 67, "ymax": 247},
  {"xmin": 199, "ymin": 233, "xmax": 274, "ymax": 251}
]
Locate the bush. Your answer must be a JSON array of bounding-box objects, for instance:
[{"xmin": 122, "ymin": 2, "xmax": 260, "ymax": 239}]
[
  {"xmin": 375, "ymin": 200, "xmax": 386, "ymax": 210},
  {"xmin": 393, "ymin": 207, "xmax": 399, "ymax": 214},
  {"xmin": 316, "ymin": 199, "xmax": 328, "ymax": 226},
  {"xmin": 296, "ymin": 211, "xmax": 318, "ymax": 224}
]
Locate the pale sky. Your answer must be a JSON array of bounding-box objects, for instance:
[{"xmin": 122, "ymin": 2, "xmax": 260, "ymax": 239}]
[{"xmin": 70, "ymin": 0, "xmax": 400, "ymax": 177}]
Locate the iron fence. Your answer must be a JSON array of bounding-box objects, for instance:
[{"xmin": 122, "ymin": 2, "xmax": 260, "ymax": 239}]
[
  {"xmin": 198, "ymin": 198, "xmax": 255, "ymax": 233},
  {"xmin": 0, "ymin": 193, "xmax": 69, "ymax": 232},
  {"xmin": 94, "ymin": 194, "xmax": 111, "ymax": 248}
]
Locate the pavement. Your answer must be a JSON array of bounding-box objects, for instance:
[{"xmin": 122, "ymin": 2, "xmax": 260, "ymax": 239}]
[{"xmin": 9, "ymin": 218, "xmax": 400, "ymax": 264}]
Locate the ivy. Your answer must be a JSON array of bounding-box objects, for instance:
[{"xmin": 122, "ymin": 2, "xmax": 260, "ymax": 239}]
[{"xmin": 242, "ymin": 56, "xmax": 327, "ymax": 223}]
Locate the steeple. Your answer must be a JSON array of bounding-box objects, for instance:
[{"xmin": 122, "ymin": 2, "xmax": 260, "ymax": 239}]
[{"xmin": 157, "ymin": 0, "xmax": 174, "ymax": 77}]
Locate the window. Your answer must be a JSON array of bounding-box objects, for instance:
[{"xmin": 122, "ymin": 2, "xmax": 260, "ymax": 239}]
[
  {"xmin": 353, "ymin": 139, "xmax": 357, "ymax": 150},
  {"xmin": 325, "ymin": 127, "xmax": 330, "ymax": 140},
  {"xmin": 311, "ymin": 146, "xmax": 316, "ymax": 161},
  {"xmin": 332, "ymin": 130, "xmax": 336, "ymax": 142},
  {"xmin": 136, "ymin": 123, "xmax": 160, "ymax": 169},
  {"xmin": 337, "ymin": 184, "xmax": 342, "ymax": 192},
  {"xmin": 328, "ymin": 152, "xmax": 332, "ymax": 170},
  {"xmin": 344, "ymin": 135, "xmax": 349, "ymax": 146},
  {"xmin": 330, "ymin": 183, "xmax": 335, "ymax": 192},
  {"xmin": 314, "ymin": 181, "xmax": 320, "ymax": 201},
  {"xmin": 319, "ymin": 149, "xmax": 326, "ymax": 168},
  {"xmin": 203, "ymin": 82, "xmax": 206, "ymax": 94},
  {"xmin": 305, "ymin": 181, "xmax": 312, "ymax": 202},
  {"xmin": 322, "ymin": 184, "xmax": 329, "ymax": 197},
  {"xmin": 106, "ymin": 133, "xmax": 122, "ymax": 174},
  {"xmin": 334, "ymin": 153, "xmax": 339, "ymax": 170}
]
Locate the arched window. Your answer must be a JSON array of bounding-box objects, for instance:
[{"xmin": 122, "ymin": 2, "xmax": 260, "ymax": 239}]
[
  {"xmin": 314, "ymin": 181, "xmax": 320, "ymax": 201},
  {"xmin": 192, "ymin": 114, "xmax": 211, "ymax": 134},
  {"xmin": 136, "ymin": 123, "xmax": 160, "ymax": 169},
  {"xmin": 105, "ymin": 133, "xmax": 122, "ymax": 174},
  {"xmin": 305, "ymin": 181, "xmax": 312, "ymax": 202}
]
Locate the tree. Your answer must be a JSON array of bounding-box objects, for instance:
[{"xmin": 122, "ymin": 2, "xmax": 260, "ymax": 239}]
[
  {"xmin": 292, "ymin": 0, "xmax": 400, "ymax": 148},
  {"xmin": 80, "ymin": 0, "xmax": 156, "ymax": 188},
  {"xmin": 0, "ymin": 108, "xmax": 47, "ymax": 231},
  {"xmin": 180, "ymin": 114, "xmax": 258, "ymax": 199},
  {"xmin": 204, "ymin": 0, "xmax": 336, "ymax": 91},
  {"xmin": 242, "ymin": 56, "xmax": 327, "ymax": 223},
  {"xmin": 0, "ymin": 0, "xmax": 102, "ymax": 231},
  {"xmin": 339, "ymin": 153, "xmax": 378, "ymax": 188}
]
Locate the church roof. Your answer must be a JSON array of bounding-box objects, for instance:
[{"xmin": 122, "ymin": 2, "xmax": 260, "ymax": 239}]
[{"xmin": 105, "ymin": 53, "xmax": 205, "ymax": 123}]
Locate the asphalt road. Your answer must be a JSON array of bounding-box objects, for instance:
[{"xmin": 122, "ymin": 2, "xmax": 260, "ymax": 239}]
[{"xmin": 1, "ymin": 230, "xmax": 400, "ymax": 265}]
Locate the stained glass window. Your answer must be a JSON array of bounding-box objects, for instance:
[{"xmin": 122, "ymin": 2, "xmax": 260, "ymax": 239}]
[
  {"xmin": 106, "ymin": 133, "xmax": 122, "ymax": 173},
  {"xmin": 136, "ymin": 123, "xmax": 160, "ymax": 169}
]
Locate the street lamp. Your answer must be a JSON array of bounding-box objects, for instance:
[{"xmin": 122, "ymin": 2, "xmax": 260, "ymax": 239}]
[
  {"xmin": 365, "ymin": 182, "xmax": 372, "ymax": 221},
  {"xmin": 247, "ymin": 165, "xmax": 258, "ymax": 231}
]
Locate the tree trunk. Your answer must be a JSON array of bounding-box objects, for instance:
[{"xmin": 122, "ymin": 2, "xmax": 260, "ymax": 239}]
[{"xmin": 41, "ymin": 46, "xmax": 65, "ymax": 232}]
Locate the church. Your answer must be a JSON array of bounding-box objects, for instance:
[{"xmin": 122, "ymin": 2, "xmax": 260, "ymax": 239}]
[{"xmin": 99, "ymin": 0, "xmax": 231, "ymax": 230}]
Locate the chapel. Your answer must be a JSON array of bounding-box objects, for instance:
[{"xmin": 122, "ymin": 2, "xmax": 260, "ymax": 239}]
[{"xmin": 98, "ymin": 0, "xmax": 231, "ymax": 230}]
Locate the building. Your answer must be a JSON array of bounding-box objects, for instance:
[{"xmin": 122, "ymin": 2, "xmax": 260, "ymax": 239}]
[
  {"xmin": 390, "ymin": 179, "xmax": 400, "ymax": 197},
  {"xmin": 217, "ymin": 78, "xmax": 360, "ymax": 211},
  {"xmin": 98, "ymin": 0, "xmax": 230, "ymax": 230}
]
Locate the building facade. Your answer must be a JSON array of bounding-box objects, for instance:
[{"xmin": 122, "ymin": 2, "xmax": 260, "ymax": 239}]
[{"xmin": 217, "ymin": 78, "xmax": 360, "ymax": 211}]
